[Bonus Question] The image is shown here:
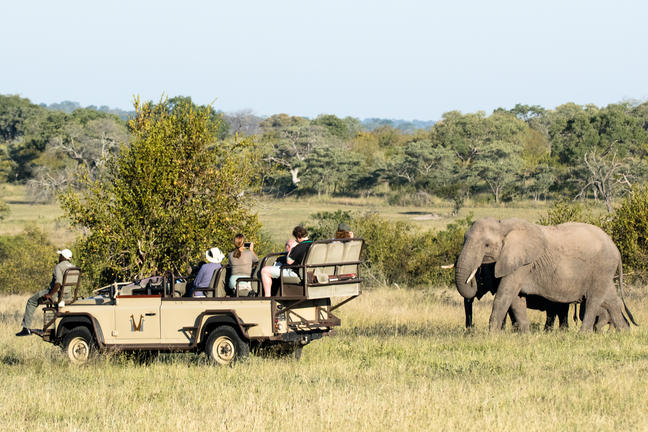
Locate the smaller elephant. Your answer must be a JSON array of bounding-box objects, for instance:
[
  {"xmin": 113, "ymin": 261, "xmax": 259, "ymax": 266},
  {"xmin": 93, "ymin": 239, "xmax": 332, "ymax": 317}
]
[{"xmin": 464, "ymin": 263, "xmax": 569, "ymax": 332}]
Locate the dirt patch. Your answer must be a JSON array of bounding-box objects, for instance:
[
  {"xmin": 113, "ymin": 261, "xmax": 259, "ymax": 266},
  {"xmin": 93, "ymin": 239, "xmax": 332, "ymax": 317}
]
[{"xmin": 411, "ymin": 213, "xmax": 442, "ymax": 221}]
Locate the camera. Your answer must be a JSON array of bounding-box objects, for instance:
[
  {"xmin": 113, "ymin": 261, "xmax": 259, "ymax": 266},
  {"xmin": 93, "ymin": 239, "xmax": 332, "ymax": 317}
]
[{"xmin": 244, "ymin": 242, "xmax": 251, "ymax": 248}]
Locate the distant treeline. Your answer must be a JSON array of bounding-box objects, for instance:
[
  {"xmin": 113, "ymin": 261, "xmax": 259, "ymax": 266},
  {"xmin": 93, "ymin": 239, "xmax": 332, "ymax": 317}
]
[{"xmin": 2, "ymin": 94, "xmax": 648, "ymax": 211}]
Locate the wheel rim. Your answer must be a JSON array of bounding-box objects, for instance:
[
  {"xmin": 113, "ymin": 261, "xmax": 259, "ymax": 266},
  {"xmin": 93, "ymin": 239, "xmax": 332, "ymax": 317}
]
[
  {"xmin": 212, "ymin": 335, "xmax": 236, "ymax": 365},
  {"xmin": 68, "ymin": 337, "xmax": 89, "ymax": 364}
]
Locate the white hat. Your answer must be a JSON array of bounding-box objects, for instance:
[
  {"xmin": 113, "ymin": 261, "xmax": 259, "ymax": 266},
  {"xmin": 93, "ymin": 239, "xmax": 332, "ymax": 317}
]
[
  {"xmin": 205, "ymin": 247, "xmax": 224, "ymax": 263},
  {"xmin": 57, "ymin": 249, "xmax": 73, "ymax": 260}
]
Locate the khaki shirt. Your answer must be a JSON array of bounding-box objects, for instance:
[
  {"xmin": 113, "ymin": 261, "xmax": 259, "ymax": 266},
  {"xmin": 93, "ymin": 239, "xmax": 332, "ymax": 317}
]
[{"xmin": 50, "ymin": 260, "xmax": 74, "ymax": 290}]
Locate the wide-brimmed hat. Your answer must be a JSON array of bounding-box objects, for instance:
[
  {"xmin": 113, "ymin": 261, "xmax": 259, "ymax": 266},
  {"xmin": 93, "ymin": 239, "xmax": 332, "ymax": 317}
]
[
  {"xmin": 57, "ymin": 249, "xmax": 73, "ymax": 259},
  {"xmin": 205, "ymin": 247, "xmax": 224, "ymax": 263}
]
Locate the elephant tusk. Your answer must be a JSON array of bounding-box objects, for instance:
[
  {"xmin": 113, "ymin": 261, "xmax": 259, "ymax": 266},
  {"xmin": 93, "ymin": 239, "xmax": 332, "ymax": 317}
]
[
  {"xmin": 441, "ymin": 263, "xmax": 455, "ymax": 269},
  {"xmin": 466, "ymin": 267, "xmax": 478, "ymax": 285}
]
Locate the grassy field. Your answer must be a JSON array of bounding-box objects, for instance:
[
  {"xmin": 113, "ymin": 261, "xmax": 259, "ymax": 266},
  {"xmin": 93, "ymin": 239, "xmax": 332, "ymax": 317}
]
[
  {"xmin": 2, "ymin": 184, "xmax": 553, "ymax": 246},
  {"xmin": 1, "ymin": 287, "xmax": 647, "ymax": 431},
  {"xmin": 3, "ymin": 185, "xmax": 644, "ymax": 430}
]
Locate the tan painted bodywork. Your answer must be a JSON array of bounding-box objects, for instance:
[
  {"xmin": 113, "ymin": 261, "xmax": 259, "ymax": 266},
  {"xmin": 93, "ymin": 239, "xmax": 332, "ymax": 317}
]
[{"xmin": 53, "ymin": 292, "xmax": 331, "ymax": 348}]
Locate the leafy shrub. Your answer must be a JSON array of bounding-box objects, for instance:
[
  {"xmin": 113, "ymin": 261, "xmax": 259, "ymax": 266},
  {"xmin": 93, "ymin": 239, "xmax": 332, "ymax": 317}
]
[
  {"xmin": 353, "ymin": 212, "xmax": 415, "ymax": 285},
  {"xmin": 406, "ymin": 216, "xmax": 473, "ymax": 286},
  {"xmin": 304, "ymin": 210, "xmax": 354, "ymax": 241},
  {"xmin": 0, "ymin": 227, "xmax": 56, "ymax": 294},
  {"xmin": 607, "ymin": 187, "xmax": 648, "ymax": 280},
  {"xmin": 537, "ymin": 200, "xmax": 603, "ymax": 226}
]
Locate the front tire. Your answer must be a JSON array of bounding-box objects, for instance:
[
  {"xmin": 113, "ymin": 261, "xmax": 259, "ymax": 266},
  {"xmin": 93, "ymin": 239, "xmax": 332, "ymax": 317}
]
[
  {"xmin": 62, "ymin": 326, "xmax": 95, "ymax": 365},
  {"xmin": 205, "ymin": 326, "xmax": 249, "ymax": 365}
]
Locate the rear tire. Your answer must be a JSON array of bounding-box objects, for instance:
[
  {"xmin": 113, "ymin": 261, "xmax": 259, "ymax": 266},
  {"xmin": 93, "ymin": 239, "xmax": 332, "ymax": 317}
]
[
  {"xmin": 205, "ymin": 326, "xmax": 249, "ymax": 365},
  {"xmin": 62, "ymin": 326, "xmax": 95, "ymax": 365}
]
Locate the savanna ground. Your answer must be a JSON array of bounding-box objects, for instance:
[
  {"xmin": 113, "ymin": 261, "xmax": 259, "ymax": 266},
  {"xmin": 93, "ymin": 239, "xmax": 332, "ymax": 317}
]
[
  {"xmin": 1, "ymin": 289, "xmax": 648, "ymax": 431},
  {"xmin": 1, "ymin": 185, "xmax": 647, "ymax": 431}
]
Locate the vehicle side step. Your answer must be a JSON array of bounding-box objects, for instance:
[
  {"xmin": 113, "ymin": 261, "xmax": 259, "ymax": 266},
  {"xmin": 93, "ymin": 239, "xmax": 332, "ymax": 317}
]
[{"xmin": 181, "ymin": 326, "xmax": 198, "ymax": 338}]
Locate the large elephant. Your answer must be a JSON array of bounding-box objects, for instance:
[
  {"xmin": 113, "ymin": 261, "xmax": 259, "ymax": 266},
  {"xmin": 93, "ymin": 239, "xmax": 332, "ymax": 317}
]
[
  {"xmin": 455, "ymin": 218, "xmax": 636, "ymax": 332},
  {"xmin": 464, "ymin": 262, "xmax": 570, "ymax": 331}
]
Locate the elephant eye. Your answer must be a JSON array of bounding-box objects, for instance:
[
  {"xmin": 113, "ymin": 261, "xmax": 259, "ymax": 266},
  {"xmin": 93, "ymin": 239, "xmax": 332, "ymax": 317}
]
[{"xmin": 485, "ymin": 243, "xmax": 490, "ymax": 247}]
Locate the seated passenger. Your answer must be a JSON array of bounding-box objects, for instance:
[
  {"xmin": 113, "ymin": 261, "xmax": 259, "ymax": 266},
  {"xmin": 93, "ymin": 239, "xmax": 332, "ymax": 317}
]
[
  {"xmin": 228, "ymin": 234, "xmax": 259, "ymax": 293},
  {"xmin": 335, "ymin": 222, "xmax": 354, "ymax": 239},
  {"xmin": 191, "ymin": 247, "xmax": 224, "ymax": 297},
  {"xmin": 274, "ymin": 238, "xmax": 298, "ymax": 267},
  {"xmin": 260, "ymin": 226, "xmax": 312, "ymax": 297}
]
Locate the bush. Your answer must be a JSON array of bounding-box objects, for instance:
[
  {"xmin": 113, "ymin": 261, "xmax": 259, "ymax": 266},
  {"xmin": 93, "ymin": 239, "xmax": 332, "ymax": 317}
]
[
  {"xmin": 607, "ymin": 187, "xmax": 648, "ymax": 280},
  {"xmin": 0, "ymin": 227, "xmax": 56, "ymax": 295},
  {"xmin": 537, "ymin": 200, "xmax": 604, "ymax": 227},
  {"xmin": 304, "ymin": 210, "xmax": 354, "ymax": 241}
]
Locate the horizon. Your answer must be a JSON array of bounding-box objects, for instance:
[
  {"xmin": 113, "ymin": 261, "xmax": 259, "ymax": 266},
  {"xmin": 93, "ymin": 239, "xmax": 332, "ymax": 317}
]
[{"xmin": 2, "ymin": 0, "xmax": 647, "ymax": 120}]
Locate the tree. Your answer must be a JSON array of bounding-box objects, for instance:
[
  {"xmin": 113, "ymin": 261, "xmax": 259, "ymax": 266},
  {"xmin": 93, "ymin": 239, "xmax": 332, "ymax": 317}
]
[
  {"xmin": 527, "ymin": 163, "xmax": 556, "ymax": 201},
  {"xmin": 260, "ymin": 115, "xmax": 327, "ymax": 190},
  {"xmin": 312, "ymin": 114, "xmax": 361, "ymax": 140},
  {"xmin": 60, "ymin": 98, "xmax": 261, "ymax": 286},
  {"xmin": 574, "ymin": 150, "xmax": 640, "ymax": 212},
  {"xmin": 473, "ymin": 140, "xmax": 524, "ymax": 203}
]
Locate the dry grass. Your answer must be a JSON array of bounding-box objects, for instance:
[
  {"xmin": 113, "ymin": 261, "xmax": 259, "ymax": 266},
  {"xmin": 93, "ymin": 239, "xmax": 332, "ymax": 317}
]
[
  {"xmin": 1, "ymin": 287, "xmax": 647, "ymax": 431},
  {"xmin": 2, "ymin": 186, "xmax": 644, "ymax": 430},
  {"xmin": 0, "ymin": 184, "xmax": 74, "ymax": 245}
]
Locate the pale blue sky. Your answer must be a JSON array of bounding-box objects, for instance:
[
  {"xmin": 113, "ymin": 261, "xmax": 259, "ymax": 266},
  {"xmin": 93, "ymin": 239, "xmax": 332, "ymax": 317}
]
[{"xmin": 2, "ymin": 0, "xmax": 647, "ymax": 120}]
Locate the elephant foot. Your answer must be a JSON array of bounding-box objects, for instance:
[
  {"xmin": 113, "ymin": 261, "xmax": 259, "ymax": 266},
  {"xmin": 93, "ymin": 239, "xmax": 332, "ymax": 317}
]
[{"xmin": 516, "ymin": 323, "xmax": 530, "ymax": 333}]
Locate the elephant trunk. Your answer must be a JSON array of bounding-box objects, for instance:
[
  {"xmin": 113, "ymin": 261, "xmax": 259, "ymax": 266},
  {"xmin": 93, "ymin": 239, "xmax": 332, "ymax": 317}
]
[{"xmin": 455, "ymin": 242, "xmax": 483, "ymax": 299}]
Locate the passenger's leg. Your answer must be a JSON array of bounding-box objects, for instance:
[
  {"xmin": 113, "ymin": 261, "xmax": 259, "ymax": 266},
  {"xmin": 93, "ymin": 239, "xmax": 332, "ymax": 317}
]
[
  {"xmin": 261, "ymin": 266, "xmax": 276, "ymax": 297},
  {"xmin": 21, "ymin": 289, "xmax": 49, "ymax": 329}
]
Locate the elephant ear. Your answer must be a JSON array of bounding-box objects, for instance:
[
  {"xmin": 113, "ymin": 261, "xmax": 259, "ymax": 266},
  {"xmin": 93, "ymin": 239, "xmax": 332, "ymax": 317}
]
[{"xmin": 494, "ymin": 226, "xmax": 547, "ymax": 278}]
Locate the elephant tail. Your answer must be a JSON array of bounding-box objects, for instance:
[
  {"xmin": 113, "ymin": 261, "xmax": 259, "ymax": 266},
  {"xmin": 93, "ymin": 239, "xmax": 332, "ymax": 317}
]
[{"xmin": 618, "ymin": 260, "xmax": 638, "ymax": 326}]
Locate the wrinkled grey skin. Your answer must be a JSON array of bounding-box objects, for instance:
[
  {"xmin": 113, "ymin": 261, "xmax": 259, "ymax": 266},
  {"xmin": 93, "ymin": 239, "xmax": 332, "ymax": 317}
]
[
  {"xmin": 455, "ymin": 218, "xmax": 636, "ymax": 332},
  {"xmin": 464, "ymin": 263, "xmax": 570, "ymax": 331}
]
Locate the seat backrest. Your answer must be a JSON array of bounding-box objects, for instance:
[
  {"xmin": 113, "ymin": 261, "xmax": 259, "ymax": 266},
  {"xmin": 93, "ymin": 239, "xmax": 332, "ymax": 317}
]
[
  {"xmin": 305, "ymin": 243, "xmax": 328, "ymax": 265},
  {"xmin": 214, "ymin": 267, "xmax": 227, "ymax": 297},
  {"xmin": 204, "ymin": 267, "xmax": 227, "ymax": 298},
  {"xmin": 325, "ymin": 241, "xmax": 344, "ymax": 274},
  {"xmin": 339, "ymin": 239, "xmax": 363, "ymax": 275},
  {"xmin": 207, "ymin": 267, "xmax": 218, "ymax": 294},
  {"xmin": 58, "ymin": 267, "xmax": 81, "ymax": 304}
]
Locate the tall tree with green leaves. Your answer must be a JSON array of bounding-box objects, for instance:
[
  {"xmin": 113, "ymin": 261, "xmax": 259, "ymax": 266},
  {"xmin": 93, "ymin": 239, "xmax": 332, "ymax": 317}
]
[
  {"xmin": 473, "ymin": 140, "xmax": 524, "ymax": 203},
  {"xmin": 60, "ymin": 98, "xmax": 261, "ymax": 285}
]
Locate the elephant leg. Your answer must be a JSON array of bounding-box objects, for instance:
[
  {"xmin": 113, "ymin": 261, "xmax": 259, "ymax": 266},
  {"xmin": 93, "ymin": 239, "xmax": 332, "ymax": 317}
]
[
  {"xmin": 489, "ymin": 279, "xmax": 520, "ymax": 332},
  {"xmin": 510, "ymin": 296, "xmax": 530, "ymax": 333},
  {"xmin": 557, "ymin": 303, "xmax": 570, "ymax": 330},
  {"xmin": 504, "ymin": 307, "xmax": 517, "ymax": 330},
  {"xmin": 581, "ymin": 294, "xmax": 604, "ymax": 332},
  {"xmin": 594, "ymin": 307, "xmax": 611, "ymax": 332},
  {"xmin": 544, "ymin": 310, "xmax": 557, "ymax": 332},
  {"xmin": 464, "ymin": 298, "xmax": 474, "ymax": 329}
]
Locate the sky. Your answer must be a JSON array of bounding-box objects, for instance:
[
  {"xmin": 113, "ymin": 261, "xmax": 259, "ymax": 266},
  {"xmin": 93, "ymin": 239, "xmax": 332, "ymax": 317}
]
[{"xmin": 2, "ymin": 0, "xmax": 647, "ymax": 120}]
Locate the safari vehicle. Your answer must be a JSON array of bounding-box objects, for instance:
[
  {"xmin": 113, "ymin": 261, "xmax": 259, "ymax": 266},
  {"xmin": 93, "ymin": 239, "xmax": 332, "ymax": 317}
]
[{"xmin": 36, "ymin": 238, "xmax": 364, "ymax": 365}]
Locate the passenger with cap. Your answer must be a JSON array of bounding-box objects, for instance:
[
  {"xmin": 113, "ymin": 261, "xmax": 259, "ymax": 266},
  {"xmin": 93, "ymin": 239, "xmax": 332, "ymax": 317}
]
[
  {"xmin": 334, "ymin": 223, "xmax": 354, "ymax": 239},
  {"xmin": 16, "ymin": 249, "xmax": 74, "ymax": 336},
  {"xmin": 191, "ymin": 247, "xmax": 224, "ymax": 297}
]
